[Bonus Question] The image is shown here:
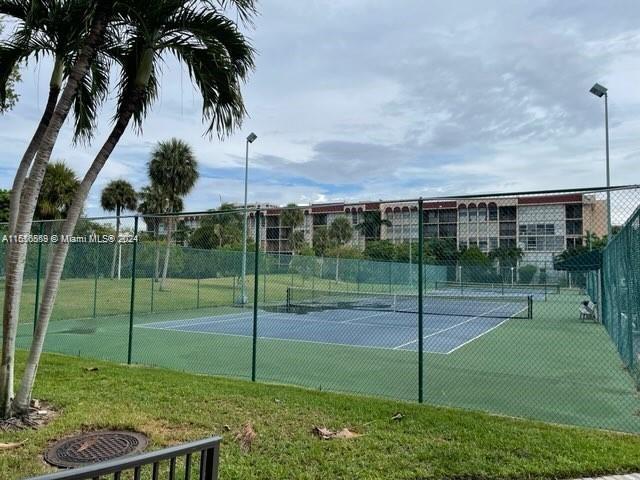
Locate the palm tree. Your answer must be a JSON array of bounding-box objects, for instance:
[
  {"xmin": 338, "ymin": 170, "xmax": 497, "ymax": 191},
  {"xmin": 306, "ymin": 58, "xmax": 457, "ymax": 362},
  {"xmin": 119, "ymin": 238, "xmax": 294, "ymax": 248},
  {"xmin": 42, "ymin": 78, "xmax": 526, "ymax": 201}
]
[
  {"xmin": 101, "ymin": 180, "xmax": 138, "ymax": 279},
  {"xmin": 0, "ymin": 0, "xmax": 113, "ymax": 417},
  {"xmin": 328, "ymin": 216, "xmax": 353, "ymax": 281},
  {"xmin": 138, "ymin": 184, "xmax": 171, "ymax": 282},
  {"xmin": 354, "ymin": 211, "xmax": 391, "ymax": 243},
  {"xmin": 11, "ymin": 0, "xmax": 255, "ymax": 416},
  {"xmin": 148, "ymin": 139, "xmax": 199, "ymax": 291},
  {"xmin": 280, "ymin": 204, "xmax": 304, "ymax": 252},
  {"xmin": 35, "ymin": 162, "xmax": 80, "ymax": 221}
]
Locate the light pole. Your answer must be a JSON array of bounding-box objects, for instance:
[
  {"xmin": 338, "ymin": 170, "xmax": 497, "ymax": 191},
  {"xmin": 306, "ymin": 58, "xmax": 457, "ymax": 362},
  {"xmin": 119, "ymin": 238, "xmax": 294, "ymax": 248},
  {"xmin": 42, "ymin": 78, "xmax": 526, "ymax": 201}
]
[
  {"xmin": 240, "ymin": 132, "xmax": 258, "ymax": 305},
  {"xmin": 589, "ymin": 83, "xmax": 612, "ymax": 242}
]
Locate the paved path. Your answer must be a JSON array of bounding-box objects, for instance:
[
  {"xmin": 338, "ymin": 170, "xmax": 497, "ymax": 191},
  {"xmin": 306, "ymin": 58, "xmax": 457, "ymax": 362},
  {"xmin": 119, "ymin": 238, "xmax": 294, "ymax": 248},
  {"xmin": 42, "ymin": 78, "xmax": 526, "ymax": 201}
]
[{"xmin": 574, "ymin": 475, "xmax": 640, "ymax": 480}]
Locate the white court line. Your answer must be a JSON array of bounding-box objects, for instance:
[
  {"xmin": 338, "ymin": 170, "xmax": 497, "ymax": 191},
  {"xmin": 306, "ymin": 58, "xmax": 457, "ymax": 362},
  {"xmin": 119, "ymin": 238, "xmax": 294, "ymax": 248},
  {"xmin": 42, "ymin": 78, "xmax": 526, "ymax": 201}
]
[
  {"xmin": 338, "ymin": 311, "xmax": 399, "ymax": 324},
  {"xmin": 134, "ymin": 323, "xmax": 434, "ymax": 353},
  {"xmin": 391, "ymin": 304, "xmax": 507, "ymax": 350},
  {"xmin": 443, "ymin": 305, "xmax": 526, "ymax": 354},
  {"xmin": 140, "ymin": 310, "xmax": 262, "ymax": 329},
  {"xmin": 139, "ymin": 309, "xmax": 418, "ymax": 331}
]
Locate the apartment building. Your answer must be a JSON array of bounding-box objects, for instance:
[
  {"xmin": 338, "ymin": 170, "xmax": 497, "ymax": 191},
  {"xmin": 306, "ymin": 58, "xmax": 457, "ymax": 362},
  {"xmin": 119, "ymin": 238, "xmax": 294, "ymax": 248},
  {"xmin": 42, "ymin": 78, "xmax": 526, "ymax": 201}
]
[{"xmin": 248, "ymin": 193, "xmax": 608, "ymax": 265}]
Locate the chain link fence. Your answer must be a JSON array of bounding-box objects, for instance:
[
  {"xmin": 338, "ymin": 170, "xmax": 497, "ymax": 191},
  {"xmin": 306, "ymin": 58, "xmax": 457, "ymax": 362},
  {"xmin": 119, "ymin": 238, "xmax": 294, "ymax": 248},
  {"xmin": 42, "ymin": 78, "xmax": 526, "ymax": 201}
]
[{"xmin": 2, "ymin": 185, "xmax": 640, "ymax": 433}]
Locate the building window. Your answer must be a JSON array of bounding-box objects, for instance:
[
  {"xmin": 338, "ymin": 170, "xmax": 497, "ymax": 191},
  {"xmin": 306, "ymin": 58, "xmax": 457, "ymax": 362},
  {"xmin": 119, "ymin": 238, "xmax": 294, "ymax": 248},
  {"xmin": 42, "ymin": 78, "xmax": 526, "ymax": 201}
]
[
  {"xmin": 566, "ymin": 220, "xmax": 582, "ymax": 235},
  {"xmin": 479, "ymin": 239, "xmax": 488, "ymax": 251},
  {"xmin": 566, "ymin": 204, "xmax": 583, "ymax": 219},
  {"xmin": 500, "ymin": 222, "xmax": 516, "ymax": 236},
  {"xmin": 468, "ymin": 204, "xmax": 477, "ymax": 222},
  {"xmin": 488, "ymin": 203, "xmax": 498, "ymax": 221},
  {"xmin": 425, "ymin": 210, "xmax": 438, "ymax": 224},
  {"xmin": 439, "ymin": 223, "xmax": 457, "ymax": 237},
  {"xmin": 489, "ymin": 237, "xmax": 498, "ymax": 250},
  {"xmin": 499, "ymin": 206, "xmax": 516, "ymax": 221},
  {"xmin": 459, "ymin": 205, "xmax": 467, "ymax": 221},
  {"xmin": 440, "ymin": 209, "xmax": 457, "ymax": 223},
  {"xmin": 500, "ymin": 238, "xmax": 516, "ymax": 248},
  {"xmin": 478, "ymin": 203, "xmax": 487, "ymax": 221},
  {"xmin": 566, "ymin": 237, "xmax": 583, "ymax": 249},
  {"xmin": 469, "ymin": 237, "xmax": 478, "ymax": 247},
  {"xmin": 313, "ymin": 214, "xmax": 327, "ymax": 226},
  {"xmin": 425, "ymin": 224, "xmax": 438, "ymax": 237}
]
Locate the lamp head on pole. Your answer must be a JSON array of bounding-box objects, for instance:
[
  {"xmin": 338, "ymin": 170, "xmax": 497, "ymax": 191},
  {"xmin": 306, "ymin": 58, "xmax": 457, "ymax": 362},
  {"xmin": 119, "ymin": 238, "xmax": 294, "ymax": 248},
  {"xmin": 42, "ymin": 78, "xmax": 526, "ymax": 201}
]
[
  {"xmin": 589, "ymin": 83, "xmax": 607, "ymax": 98},
  {"xmin": 247, "ymin": 132, "xmax": 258, "ymax": 143}
]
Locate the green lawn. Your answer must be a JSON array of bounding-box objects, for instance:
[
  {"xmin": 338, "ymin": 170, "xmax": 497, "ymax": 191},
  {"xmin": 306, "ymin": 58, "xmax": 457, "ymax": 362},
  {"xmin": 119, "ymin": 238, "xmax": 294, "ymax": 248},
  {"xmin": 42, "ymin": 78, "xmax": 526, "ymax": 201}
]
[
  {"xmin": 2, "ymin": 351, "xmax": 640, "ymax": 480},
  {"xmin": 5, "ymin": 275, "xmax": 640, "ymax": 434}
]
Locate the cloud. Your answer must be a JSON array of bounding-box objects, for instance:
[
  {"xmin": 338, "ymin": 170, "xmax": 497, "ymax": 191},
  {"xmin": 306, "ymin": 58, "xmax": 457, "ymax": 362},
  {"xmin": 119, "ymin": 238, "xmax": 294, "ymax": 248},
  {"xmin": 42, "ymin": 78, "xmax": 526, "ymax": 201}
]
[{"xmin": 1, "ymin": 0, "xmax": 640, "ymax": 218}]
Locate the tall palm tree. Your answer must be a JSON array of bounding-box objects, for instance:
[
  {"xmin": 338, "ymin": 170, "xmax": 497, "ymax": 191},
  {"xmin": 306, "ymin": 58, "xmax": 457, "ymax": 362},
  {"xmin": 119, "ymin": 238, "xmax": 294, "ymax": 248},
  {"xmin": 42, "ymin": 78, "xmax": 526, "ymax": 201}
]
[
  {"xmin": 11, "ymin": 0, "xmax": 255, "ymax": 416},
  {"xmin": 328, "ymin": 216, "xmax": 353, "ymax": 282},
  {"xmin": 148, "ymin": 139, "xmax": 199, "ymax": 291},
  {"xmin": 35, "ymin": 162, "xmax": 80, "ymax": 221},
  {"xmin": 138, "ymin": 183, "xmax": 170, "ymax": 281},
  {"xmin": 354, "ymin": 211, "xmax": 391, "ymax": 243},
  {"xmin": 101, "ymin": 180, "xmax": 137, "ymax": 279},
  {"xmin": 280, "ymin": 203, "xmax": 304, "ymax": 252},
  {"xmin": 0, "ymin": 0, "xmax": 114, "ymax": 417}
]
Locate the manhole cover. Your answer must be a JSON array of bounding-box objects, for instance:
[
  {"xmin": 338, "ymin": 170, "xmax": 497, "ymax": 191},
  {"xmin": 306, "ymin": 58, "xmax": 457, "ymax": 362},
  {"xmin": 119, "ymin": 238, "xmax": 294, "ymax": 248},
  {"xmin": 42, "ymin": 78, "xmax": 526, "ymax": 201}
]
[{"xmin": 44, "ymin": 431, "xmax": 148, "ymax": 468}]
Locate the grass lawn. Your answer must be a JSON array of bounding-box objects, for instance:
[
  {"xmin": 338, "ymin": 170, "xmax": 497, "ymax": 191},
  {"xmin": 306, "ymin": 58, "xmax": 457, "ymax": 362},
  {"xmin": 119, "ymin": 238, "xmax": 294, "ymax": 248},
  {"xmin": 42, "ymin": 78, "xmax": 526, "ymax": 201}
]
[{"xmin": 2, "ymin": 351, "xmax": 640, "ymax": 480}]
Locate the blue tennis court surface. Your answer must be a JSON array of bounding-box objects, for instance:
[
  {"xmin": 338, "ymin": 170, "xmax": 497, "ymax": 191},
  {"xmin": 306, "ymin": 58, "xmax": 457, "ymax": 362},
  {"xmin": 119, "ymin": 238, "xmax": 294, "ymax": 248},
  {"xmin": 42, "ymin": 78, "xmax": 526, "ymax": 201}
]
[{"xmin": 136, "ymin": 299, "xmax": 527, "ymax": 354}]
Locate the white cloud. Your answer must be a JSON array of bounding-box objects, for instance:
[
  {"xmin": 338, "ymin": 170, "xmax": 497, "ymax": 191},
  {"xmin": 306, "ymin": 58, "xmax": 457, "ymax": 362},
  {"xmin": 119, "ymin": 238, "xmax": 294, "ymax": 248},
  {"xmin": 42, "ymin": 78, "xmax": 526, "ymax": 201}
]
[{"xmin": 2, "ymin": 0, "xmax": 640, "ymax": 218}]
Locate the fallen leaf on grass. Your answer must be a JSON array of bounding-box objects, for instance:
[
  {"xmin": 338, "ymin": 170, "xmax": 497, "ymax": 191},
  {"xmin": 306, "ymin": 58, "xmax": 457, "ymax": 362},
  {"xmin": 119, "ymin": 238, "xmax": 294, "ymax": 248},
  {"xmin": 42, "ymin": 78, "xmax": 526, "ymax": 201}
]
[
  {"xmin": 312, "ymin": 426, "xmax": 361, "ymax": 440},
  {"xmin": 84, "ymin": 367, "xmax": 99, "ymax": 372},
  {"xmin": 0, "ymin": 441, "xmax": 25, "ymax": 450},
  {"xmin": 334, "ymin": 428, "xmax": 361, "ymax": 439},
  {"xmin": 391, "ymin": 412, "xmax": 403, "ymax": 421},
  {"xmin": 235, "ymin": 422, "xmax": 256, "ymax": 452}
]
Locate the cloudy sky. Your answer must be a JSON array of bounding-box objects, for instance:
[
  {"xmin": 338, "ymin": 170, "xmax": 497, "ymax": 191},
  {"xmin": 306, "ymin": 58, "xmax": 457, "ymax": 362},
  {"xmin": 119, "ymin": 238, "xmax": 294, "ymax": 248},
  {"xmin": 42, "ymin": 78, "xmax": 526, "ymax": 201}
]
[{"xmin": 2, "ymin": 0, "xmax": 640, "ymax": 217}]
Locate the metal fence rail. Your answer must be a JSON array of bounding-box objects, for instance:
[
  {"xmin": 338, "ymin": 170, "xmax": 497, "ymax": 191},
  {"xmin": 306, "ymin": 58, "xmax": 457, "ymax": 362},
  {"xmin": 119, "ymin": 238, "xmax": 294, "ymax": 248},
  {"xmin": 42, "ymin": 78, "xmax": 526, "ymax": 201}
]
[
  {"xmin": 24, "ymin": 437, "xmax": 221, "ymax": 480},
  {"xmin": 2, "ymin": 185, "xmax": 640, "ymax": 434}
]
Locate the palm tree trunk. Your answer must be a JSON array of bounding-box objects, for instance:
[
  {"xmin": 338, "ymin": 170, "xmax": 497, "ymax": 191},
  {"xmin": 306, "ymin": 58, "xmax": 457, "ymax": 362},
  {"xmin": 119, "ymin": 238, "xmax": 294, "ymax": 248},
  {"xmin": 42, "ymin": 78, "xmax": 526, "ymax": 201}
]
[
  {"xmin": 12, "ymin": 84, "xmax": 142, "ymax": 414},
  {"xmin": 0, "ymin": 67, "xmax": 63, "ymax": 415},
  {"xmin": 160, "ymin": 219, "xmax": 172, "ymax": 291},
  {"xmin": 154, "ymin": 224, "xmax": 160, "ymax": 282},
  {"xmin": 1, "ymin": 4, "xmax": 113, "ymax": 418},
  {"xmin": 111, "ymin": 206, "xmax": 120, "ymax": 279}
]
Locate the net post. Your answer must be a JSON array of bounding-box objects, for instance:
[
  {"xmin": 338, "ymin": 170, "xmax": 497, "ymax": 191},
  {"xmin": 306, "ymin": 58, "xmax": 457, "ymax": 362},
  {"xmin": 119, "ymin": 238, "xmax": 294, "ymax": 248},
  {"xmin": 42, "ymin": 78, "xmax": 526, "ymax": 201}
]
[
  {"xmin": 251, "ymin": 209, "xmax": 261, "ymax": 382},
  {"xmin": 417, "ymin": 198, "xmax": 424, "ymax": 403},
  {"xmin": 127, "ymin": 215, "xmax": 139, "ymax": 365},
  {"xmin": 33, "ymin": 221, "xmax": 44, "ymax": 332},
  {"xmin": 150, "ymin": 276, "xmax": 154, "ymax": 313}
]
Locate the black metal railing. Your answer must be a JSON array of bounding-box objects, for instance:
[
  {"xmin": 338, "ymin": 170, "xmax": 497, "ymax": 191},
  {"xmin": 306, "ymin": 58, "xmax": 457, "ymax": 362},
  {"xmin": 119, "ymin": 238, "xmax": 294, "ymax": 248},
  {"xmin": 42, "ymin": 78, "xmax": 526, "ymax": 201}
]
[{"xmin": 24, "ymin": 437, "xmax": 221, "ymax": 480}]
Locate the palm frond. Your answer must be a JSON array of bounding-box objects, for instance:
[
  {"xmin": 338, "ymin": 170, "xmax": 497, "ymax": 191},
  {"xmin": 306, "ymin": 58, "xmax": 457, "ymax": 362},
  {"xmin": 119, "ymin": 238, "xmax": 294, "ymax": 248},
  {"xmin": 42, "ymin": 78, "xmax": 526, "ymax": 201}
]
[{"xmin": 70, "ymin": 50, "xmax": 111, "ymax": 144}]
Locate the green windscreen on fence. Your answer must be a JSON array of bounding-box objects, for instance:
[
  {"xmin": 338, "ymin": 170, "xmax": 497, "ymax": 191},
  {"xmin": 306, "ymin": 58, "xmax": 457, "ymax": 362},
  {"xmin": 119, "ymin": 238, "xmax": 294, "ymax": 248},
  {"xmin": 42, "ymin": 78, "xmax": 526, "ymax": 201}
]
[{"xmin": 600, "ymin": 206, "xmax": 640, "ymax": 384}]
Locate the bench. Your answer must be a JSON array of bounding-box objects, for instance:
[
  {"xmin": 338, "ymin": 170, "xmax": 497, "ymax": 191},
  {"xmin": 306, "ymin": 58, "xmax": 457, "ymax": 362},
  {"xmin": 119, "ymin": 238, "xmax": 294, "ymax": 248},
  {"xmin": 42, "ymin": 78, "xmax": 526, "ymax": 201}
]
[{"xmin": 25, "ymin": 436, "xmax": 221, "ymax": 480}]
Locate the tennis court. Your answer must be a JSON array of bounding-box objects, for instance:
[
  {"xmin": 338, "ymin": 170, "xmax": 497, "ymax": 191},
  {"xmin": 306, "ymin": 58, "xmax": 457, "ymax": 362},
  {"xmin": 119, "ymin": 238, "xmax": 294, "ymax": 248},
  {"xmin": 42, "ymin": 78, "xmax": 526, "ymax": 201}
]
[{"xmin": 136, "ymin": 288, "xmax": 532, "ymax": 354}]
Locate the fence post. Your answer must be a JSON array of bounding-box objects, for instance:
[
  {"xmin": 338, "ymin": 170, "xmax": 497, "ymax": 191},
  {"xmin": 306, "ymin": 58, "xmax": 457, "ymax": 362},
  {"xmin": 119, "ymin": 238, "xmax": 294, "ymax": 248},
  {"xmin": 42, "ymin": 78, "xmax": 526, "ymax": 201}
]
[
  {"xmin": 150, "ymin": 277, "xmax": 154, "ymax": 313},
  {"xmin": 33, "ymin": 222, "xmax": 44, "ymax": 332},
  {"xmin": 93, "ymin": 241, "xmax": 98, "ymax": 318},
  {"xmin": 418, "ymin": 198, "xmax": 424, "ymax": 403},
  {"xmin": 197, "ymin": 277, "xmax": 200, "ymax": 309},
  {"xmin": 127, "ymin": 216, "xmax": 139, "ymax": 365},
  {"xmin": 252, "ymin": 209, "xmax": 261, "ymax": 382}
]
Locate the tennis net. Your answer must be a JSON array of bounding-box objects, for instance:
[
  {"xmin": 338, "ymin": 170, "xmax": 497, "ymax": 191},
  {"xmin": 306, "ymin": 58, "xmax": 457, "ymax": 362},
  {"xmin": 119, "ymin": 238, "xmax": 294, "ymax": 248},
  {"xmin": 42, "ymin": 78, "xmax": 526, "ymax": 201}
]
[
  {"xmin": 434, "ymin": 280, "xmax": 559, "ymax": 296},
  {"xmin": 286, "ymin": 287, "xmax": 532, "ymax": 319}
]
